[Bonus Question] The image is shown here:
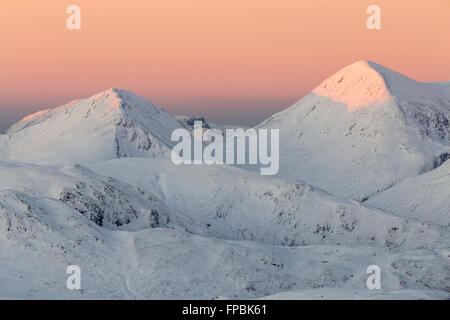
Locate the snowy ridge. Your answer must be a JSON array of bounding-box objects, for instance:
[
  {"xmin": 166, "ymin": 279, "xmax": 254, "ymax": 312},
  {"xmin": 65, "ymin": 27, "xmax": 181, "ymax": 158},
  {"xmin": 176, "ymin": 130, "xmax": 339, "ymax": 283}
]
[
  {"xmin": 91, "ymin": 159, "xmax": 449, "ymax": 249},
  {"xmin": 0, "ymin": 89, "xmax": 183, "ymax": 165},
  {"xmin": 313, "ymin": 60, "xmax": 392, "ymax": 111},
  {"xmin": 258, "ymin": 60, "xmax": 450, "ymax": 200},
  {"xmin": 0, "ymin": 61, "xmax": 449, "ymax": 299},
  {"xmin": 0, "ymin": 161, "xmax": 209, "ymax": 233},
  {"xmin": 0, "ymin": 160, "xmax": 449, "ymax": 299},
  {"xmin": 367, "ymin": 159, "xmax": 450, "ymax": 229}
]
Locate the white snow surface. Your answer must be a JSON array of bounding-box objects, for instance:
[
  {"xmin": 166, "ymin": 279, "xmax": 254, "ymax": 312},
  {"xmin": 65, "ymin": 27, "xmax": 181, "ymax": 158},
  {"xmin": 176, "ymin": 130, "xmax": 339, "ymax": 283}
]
[
  {"xmin": 0, "ymin": 61, "xmax": 449, "ymax": 299},
  {"xmin": 0, "ymin": 88, "xmax": 183, "ymax": 165},
  {"xmin": 0, "ymin": 160, "xmax": 448, "ymax": 299},
  {"xmin": 258, "ymin": 60, "xmax": 450, "ymax": 201},
  {"xmin": 367, "ymin": 159, "xmax": 450, "ymax": 229}
]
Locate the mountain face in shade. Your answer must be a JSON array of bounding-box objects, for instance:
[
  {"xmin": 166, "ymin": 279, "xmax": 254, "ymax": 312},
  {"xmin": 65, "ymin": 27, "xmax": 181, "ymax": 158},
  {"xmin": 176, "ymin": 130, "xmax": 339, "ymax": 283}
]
[
  {"xmin": 258, "ymin": 60, "xmax": 450, "ymax": 201},
  {"xmin": 366, "ymin": 157, "xmax": 450, "ymax": 229},
  {"xmin": 0, "ymin": 88, "xmax": 183, "ymax": 165}
]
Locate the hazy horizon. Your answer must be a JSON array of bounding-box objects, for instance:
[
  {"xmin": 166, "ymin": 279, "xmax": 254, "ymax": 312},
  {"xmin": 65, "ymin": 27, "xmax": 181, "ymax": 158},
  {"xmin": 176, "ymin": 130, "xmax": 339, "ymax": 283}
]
[{"xmin": 1, "ymin": 0, "xmax": 449, "ymax": 132}]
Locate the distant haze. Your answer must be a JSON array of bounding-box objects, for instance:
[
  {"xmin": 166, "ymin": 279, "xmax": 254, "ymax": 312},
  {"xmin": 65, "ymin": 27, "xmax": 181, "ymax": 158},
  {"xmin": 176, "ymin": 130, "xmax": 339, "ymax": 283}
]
[
  {"xmin": 151, "ymin": 96, "xmax": 298, "ymax": 127},
  {"xmin": 1, "ymin": 0, "xmax": 449, "ymax": 131}
]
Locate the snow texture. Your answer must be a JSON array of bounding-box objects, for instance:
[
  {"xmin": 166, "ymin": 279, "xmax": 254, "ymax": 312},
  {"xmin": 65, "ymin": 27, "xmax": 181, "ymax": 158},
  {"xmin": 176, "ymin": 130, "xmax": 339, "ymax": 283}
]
[{"xmin": 0, "ymin": 61, "xmax": 449, "ymax": 299}]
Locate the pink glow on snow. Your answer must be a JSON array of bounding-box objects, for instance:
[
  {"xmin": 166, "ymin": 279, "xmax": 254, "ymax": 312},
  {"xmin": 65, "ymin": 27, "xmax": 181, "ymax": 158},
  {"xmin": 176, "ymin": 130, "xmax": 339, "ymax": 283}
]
[
  {"xmin": 313, "ymin": 61, "xmax": 392, "ymax": 111},
  {"xmin": 17, "ymin": 99, "xmax": 80, "ymax": 123}
]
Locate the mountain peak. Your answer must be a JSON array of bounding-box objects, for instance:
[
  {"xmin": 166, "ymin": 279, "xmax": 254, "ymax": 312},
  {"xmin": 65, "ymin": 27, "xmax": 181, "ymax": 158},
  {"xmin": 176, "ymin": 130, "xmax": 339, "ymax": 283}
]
[
  {"xmin": 312, "ymin": 60, "xmax": 450, "ymax": 112},
  {"xmin": 313, "ymin": 60, "xmax": 396, "ymax": 110},
  {"xmin": 258, "ymin": 60, "xmax": 450, "ymax": 200},
  {"xmin": 8, "ymin": 88, "xmax": 163, "ymax": 134},
  {"xmin": 1, "ymin": 89, "xmax": 183, "ymax": 165}
]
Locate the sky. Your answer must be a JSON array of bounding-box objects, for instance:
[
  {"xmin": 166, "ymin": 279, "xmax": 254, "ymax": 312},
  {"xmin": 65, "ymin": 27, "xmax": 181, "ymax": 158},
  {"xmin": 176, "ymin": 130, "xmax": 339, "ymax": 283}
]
[{"xmin": 1, "ymin": 0, "xmax": 449, "ymax": 130}]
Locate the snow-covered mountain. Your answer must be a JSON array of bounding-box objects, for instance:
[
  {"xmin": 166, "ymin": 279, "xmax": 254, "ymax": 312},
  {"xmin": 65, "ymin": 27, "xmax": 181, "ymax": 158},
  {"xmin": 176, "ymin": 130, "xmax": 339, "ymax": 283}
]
[
  {"xmin": 366, "ymin": 158, "xmax": 450, "ymax": 229},
  {"xmin": 0, "ymin": 161, "xmax": 209, "ymax": 233},
  {"xmin": 0, "ymin": 160, "xmax": 448, "ymax": 299},
  {"xmin": 0, "ymin": 61, "xmax": 449, "ymax": 299},
  {"xmin": 0, "ymin": 88, "xmax": 183, "ymax": 165},
  {"xmin": 258, "ymin": 60, "xmax": 450, "ymax": 201},
  {"xmin": 91, "ymin": 158, "xmax": 448, "ymax": 249}
]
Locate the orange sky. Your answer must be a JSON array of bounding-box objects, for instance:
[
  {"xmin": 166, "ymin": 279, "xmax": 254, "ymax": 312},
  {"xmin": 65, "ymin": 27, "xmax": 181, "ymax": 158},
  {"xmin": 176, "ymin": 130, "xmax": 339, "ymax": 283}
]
[{"xmin": 0, "ymin": 0, "xmax": 449, "ymax": 127}]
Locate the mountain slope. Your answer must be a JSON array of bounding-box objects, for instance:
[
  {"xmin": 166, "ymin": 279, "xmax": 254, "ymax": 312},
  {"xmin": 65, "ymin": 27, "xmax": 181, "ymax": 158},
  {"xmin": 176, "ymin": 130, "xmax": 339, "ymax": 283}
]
[
  {"xmin": 0, "ymin": 64, "xmax": 449, "ymax": 299},
  {"xmin": 0, "ymin": 89, "xmax": 183, "ymax": 165},
  {"xmin": 91, "ymin": 158, "xmax": 449, "ymax": 250},
  {"xmin": 0, "ymin": 160, "xmax": 448, "ymax": 299},
  {"xmin": 0, "ymin": 161, "xmax": 211, "ymax": 233},
  {"xmin": 258, "ymin": 60, "xmax": 450, "ymax": 200},
  {"xmin": 366, "ymin": 158, "xmax": 450, "ymax": 229}
]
